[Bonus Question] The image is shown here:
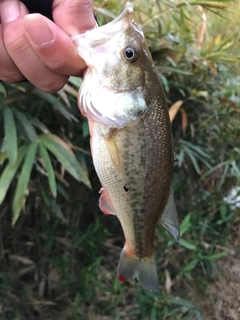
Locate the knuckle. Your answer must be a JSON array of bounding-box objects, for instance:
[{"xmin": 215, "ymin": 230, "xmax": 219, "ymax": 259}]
[
  {"xmin": 0, "ymin": 71, "xmax": 25, "ymax": 83},
  {"xmin": 4, "ymin": 33, "xmax": 28, "ymax": 54},
  {"xmin": 47, "ymin": 57, "xmax": 65, "ymax": 73}
]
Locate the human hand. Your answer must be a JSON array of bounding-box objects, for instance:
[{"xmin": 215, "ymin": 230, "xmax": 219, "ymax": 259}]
[{"xmin": 0, "ymin": 0, "xmax": 96, "ymax": 92}]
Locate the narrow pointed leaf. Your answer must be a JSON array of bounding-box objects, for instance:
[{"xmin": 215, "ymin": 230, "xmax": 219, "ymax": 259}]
[
  {"xmin": 168, "ymin": 100, "xmax": 183, "ymax": 123},
  {"xmin": 12, "ymin": 143, "xmax": 38, "ymax": 225},
  {"xmin": 0, "ymin": 152, "xmax": 8, "ymax": 165},
  {"xmin": 180, "ymin": 213, "xmax": 192, "ymax": 236},
  {"xmin": 0, "ymin": 83, "xmax": 7, "ymax": 96},
  {"xmin": 179, "ymin": 238, "xmax": 197, "ymax": 250},
  {"xmin": 68, "ymin": 76, "xmax": 82, "ymax": 88},
  {"xmin": 0, "ymin": 146, "xmax": 27, "ymax": 205},
  {"xmin": 14, "ymin": 110, "xmax": 38, "ymax": 142},
  {"xmin": 39, "ymin": 143, "xmax": 57, "ymax": 197},
  {"xmin": 3, "ymin": 107, "xmax": 18, "ymax": 164},
  {"xmin": 33, "ymin": 89, "xmax": 78, "ymax": 122},
  {"xmin": 40, "ymin": 133, "xmax": 91, "ymax": 188}
]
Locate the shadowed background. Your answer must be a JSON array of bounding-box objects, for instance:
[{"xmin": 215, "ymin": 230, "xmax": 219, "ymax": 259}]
[{"xmin": 0, "ymin": 0, "xmax": 239, "ymax": 319}]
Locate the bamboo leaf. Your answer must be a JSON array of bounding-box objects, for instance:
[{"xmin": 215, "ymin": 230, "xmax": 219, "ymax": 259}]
[
  {"xmin": 0, "ymin": 152, "xmax": 8, "ymax": 165},
  {"xmin": 188, "ymin": 152, "xmax": 201, "ymax": 174},
  {"xmin": 14, "ymin": 110, "xmax": 38, "ymax": 142},
  {"xmin": 68, "ymin": 76, "xmax": 82, "ymax": 88},
  {"xmin": 30, "ymin": 117, "xmax": 50, "ymax": 133},
  {"xmin": 177, "ymin": 1, "xmax": 230, "ymax": 9},
  {"xmin": 12, "ymin": 143, "xmax": 38, "ymax": 225},
  {"xmin": 39, "ymin": 143, "xmax": 57, "ymax": 198},
  {"xmin": 158, "ymin": 73, "xmax": 170, "ymax": 92},
  {"xmin": 3, "ymin": 107, "xmax": 18, "ymax": 164},
  {"xmin": 0, "ymin": 83, "xmax": 7, "ymax": 97},
  {"xmin": 40, "ymin": 133, "xmax": 91, "ymax": 188},
  {"xmin": 33, "ymin": 89, "xmax": 78, "ymax": 122},
  {"xmin": 0, "ymin": 146, "xmax": 27, "ymax": 205}
]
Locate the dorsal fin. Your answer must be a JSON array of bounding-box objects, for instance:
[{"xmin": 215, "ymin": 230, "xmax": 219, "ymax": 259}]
[{"xmin": 160, "ymin": 187, "xmax": 180, "ymax": 241}]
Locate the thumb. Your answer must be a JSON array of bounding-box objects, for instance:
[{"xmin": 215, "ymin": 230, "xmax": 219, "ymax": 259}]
[{"xmin": 52, "ymin": 0, "xmax": 96, "ymax": 35}]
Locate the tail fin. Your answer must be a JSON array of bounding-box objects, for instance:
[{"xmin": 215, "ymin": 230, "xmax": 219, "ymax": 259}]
[{"xmin": 117, "ymin": 246, "xmax": 159, "ymax": 292}]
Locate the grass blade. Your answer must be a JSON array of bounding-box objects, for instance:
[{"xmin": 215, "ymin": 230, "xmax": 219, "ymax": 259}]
[
  {"xmin": 12, "ymin": 143, "xmax": 38, "ymax": 225},
  {"xmin": 3, "ymin": 107, "xmax": 18, "ymax": 164},
  {"xmin": 0, "ymin": 146, "xmax": 27, "ymax": 205},
  {"xmin": 179, "ymin": 238, "xmax": 197, "ymax": 250},
  {"xmin": 39, "ymin": 143, "xmax": 57, "ymax": 197}
]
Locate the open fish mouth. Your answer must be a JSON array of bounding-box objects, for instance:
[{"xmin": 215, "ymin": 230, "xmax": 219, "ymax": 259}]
[{"xmin": 71, "ymin": 7, "xmax": 140, "ymax": 49}]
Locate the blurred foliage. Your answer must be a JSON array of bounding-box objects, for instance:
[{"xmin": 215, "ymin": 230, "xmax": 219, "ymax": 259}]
[{"xmin": 0, "ymin": 0, "xmax": 240, "ymax": 319}]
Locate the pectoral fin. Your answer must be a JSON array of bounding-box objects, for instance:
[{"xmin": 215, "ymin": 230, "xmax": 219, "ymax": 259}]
[
  {"xmin": 104, "ymin": 129, "xmax": 122, "ymax": 174},
  {"xmin": 160, "ymin": 187, "xmax": 180, "ymax": 241},
  {"xmin": 99, "ymin": 187, "xmax": 116, "ymax": 215}
]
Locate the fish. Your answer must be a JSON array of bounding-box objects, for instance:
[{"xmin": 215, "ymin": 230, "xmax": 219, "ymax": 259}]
[{"xmin": 72, "ymin": 7, "xmax": 179, "ymax": 292}]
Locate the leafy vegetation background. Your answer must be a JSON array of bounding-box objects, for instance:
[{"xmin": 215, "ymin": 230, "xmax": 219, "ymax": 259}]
[{"xmin": 0, "ymin": 0, "xmax": 239, "ymax": 319}]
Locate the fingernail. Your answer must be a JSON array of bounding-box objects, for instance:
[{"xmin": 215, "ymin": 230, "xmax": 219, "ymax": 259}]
[
  {"xmin": 24, "ymin": 14, "xmax": 54, "ymax": 48},
  {"xmin": 1, "ymin": 0, "xmax": 20, "ymax": 23}
]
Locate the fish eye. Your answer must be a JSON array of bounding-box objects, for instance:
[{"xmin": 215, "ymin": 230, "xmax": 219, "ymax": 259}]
[{"xmin": 123, "ymin": 46, "xmax": 140, "ymax": 63}]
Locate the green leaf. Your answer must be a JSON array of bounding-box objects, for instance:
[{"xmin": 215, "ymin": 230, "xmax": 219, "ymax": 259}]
[
  {"xmin": 82, "ymin": 121, "xmax": 89, "ymax": 138},
  {"xmin": 220, "ymin": 203, "xmax": 227, "ymax": 220},
  {"xmin": 158, "ymin": 73, "xmax": 169, "ymax": 92},
  {"xmin": 0, "ymin": 146, "xmax": 27, "ymax": 205},
  {"xmin": 68, "ymin": 76, "xmax": 82, "ymax": 88},
  {"xmin": 3, "ymin": 107, "xmax": 18, "ymax": 164},
  {"xmin": 188, "ymin": 152, "xmax": 201, "ymax": 174},
  {"xmin": 33, "ymin": 89, "xmax": 78, "ymax": 122},
  {"xmin": 31, "ymin": 117, "xmax": 50, "ymax": 133},
  {"xmin": 204, "ymin": 51, "xmax": 226, "ymax": 60},
  {"xmin": 14, "ymin": 110, "xmax": 38, "ymax": 142},
  {"xmin": 0, "ymin": 83, "xmax": 7, "ymax": 97},
  {"xmin": 200, "ymin": 160, "xmax": 230, "ymax": 180},
  {"xmin": 206, "ymin": 252, "xmax": 228, "ymax": 261},
  {"xmin": 165, "ymin": 295, "xmax": 198, "ymax": 309},
  {"xmin": 179, "ymin": 238, "xmax": 197, "ymax": 250},
  {"xmin": 180, "ymin": 213, "xmax": 192, "ymax": 236},
  {"xmin": 12, "ymin": 143, "xmax": 38, "ymax": 225},
  {"xmin": 177, "ymin": 1, "xmax": 229, "ymax": 9},
  {"xmin": 0, "ymin": 152, "xmax": 8, "ymax": 165},
  {"xmin": 39, "ymin": 133, "xmax": 91, "ymax": 188},
  {"xmin": 181, "ymin": 259, "xmax": 198, "ymax": 273},
  {"xmin": 39, "ymin": 143, "xmax": 57, "ymax": 198}
]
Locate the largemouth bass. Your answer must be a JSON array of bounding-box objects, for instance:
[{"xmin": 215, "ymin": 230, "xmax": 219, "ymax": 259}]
[{"xmin": 72, "ymin": 7, "xmax": 179, "ymax": 292}]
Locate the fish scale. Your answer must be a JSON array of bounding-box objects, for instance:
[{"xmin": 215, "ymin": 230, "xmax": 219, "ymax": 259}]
[{"xmin": 72, "ymin": 7, "xmax": 179, "ymax": 292}]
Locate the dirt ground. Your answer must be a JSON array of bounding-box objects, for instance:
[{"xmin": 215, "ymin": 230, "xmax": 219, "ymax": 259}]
[{"xmin": 196, "ymin": 221, "xmax": 240, "ymax": 320}]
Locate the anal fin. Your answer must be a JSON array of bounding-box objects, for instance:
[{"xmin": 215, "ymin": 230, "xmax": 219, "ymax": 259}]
[
  {"xmin": 99, "ymin": 187, "xmax": 116, "ymax": 215},
  {"xmin": 160, "ymin": 187, "xmax": 180, "ymax": 241}
]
